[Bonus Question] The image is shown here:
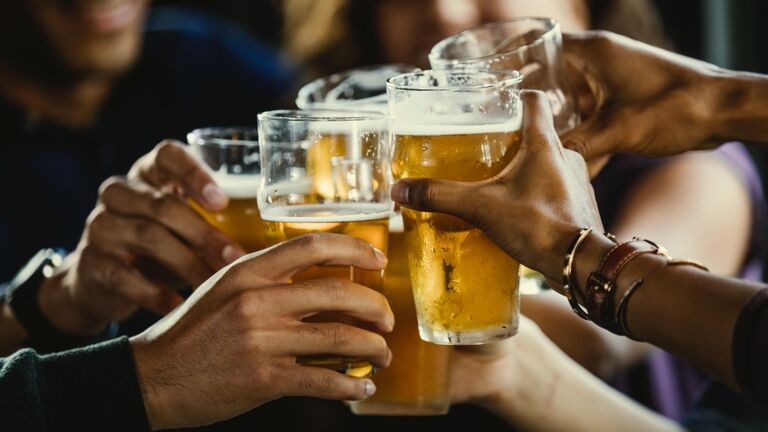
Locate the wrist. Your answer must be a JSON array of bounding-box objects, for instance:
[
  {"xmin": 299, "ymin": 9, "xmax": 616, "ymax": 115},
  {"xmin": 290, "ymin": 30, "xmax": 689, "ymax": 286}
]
[
  {"xmin": 572, "ymin": 232, "xmax": 616, "ymax": 303},
  {"xmin": 705, "ymin": 67, "xmax": 768, "ymax": 146},
  {"xmin": 38, "ymin": 266, "xmax": 108, "ymax": 337},
  {"xmin": 130, "ymin": 337, "xmax": 165, "ymax": 431}
]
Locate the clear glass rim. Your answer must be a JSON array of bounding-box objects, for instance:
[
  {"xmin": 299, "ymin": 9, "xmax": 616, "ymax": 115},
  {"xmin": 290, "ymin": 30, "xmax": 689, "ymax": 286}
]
[
  {"xmin": 296, "ymin": 63, "xmax": 420, "ymax": 109},
  {"xmin": 187, "ymin": 127, "xmax": 259, "ymax": 147},
  {"xmin": 429, "ymin": 17, "xmax": 560, "ymax": 66},
  {"xmin": 258, "ymin": 109, "xmax": 388, "ymax": 122},
  {"xmin": 386, "ymin": 68, "xmax": 523, "ymax": 92}
]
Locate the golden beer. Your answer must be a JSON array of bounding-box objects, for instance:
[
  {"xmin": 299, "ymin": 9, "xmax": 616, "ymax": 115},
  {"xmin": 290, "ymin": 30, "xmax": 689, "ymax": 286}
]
[
  {"xmin": 192, "ymin": 175, "xmax": 268, "ymax": 252},
  {"xmin": 351, "ymin": 215, "xmax": 452, "ymax": 416},
  {"xmin": 392, "ymin": 123, "xmax": 522, "ymax": 345},
  {"xmin": 262, "ymin": 203, "xmax": 390, "ymax": 377}
]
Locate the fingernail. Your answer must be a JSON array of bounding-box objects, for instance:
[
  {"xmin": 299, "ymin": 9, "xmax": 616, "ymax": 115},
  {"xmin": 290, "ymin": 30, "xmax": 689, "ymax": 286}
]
[
  {"xmin": 364, "ymin": 380, "xmax": 376, "ymax": 397},
  {"xmin": 390, "ymin": 182, "xmax": 409, "ymax": 204},
  {"xmin": 222, "ymin": 244, "xmax": 245, "ymax": 264},
  {"xmin": 202, "ymin": 183, "xmax": 227, "ymax": 209},
  {"xmin": 373, "ymin": 247, "xmax": 388, "ymax": 265}
]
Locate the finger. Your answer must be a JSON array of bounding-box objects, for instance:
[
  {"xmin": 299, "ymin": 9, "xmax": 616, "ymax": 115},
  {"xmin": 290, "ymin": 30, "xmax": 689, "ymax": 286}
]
[
  {"xmin": 89, "ymin": 253, "xmax": 184, "ymax": 315},
  {"xmin": 231, "ymin": 233, "xmax": 388, "ymax": 283},
  {"xmin": 281, "ymin": 322, "xmax": 391, "ymax": 367},
  {"xmin": 282, "ymin": 366, "xmax": 377, "ymax": 401},
  {"xmin": 87, "ymin": 209, "xmax": 213, "ymax": 286},
  {"xmin": 390, "ymin": 177, "xmax": 477, "ymax": 217},
  {"xmin": 519, "ymin": 89, "xmax": 560, "ymax": 153},
  {"xmin": 279, "ymin": 278, "xmax": 394, "ymax": 333},
  {"xmin": 99, "ymin": 178, "xmax": 245, "ymax": 267},
  {"xmin": 127, "ymin": 140, "xmax": 228, "ymax": 212}
]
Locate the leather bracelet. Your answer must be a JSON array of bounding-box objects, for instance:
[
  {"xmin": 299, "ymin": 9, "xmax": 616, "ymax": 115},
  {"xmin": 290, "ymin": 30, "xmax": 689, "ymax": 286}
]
[
  {"xmin": 562, "ymin": 227, "xmax": 593, "ymax": 320},
  {"xmin": 586, "ymin": 239, "xmax": 658, "ymax": 332}
]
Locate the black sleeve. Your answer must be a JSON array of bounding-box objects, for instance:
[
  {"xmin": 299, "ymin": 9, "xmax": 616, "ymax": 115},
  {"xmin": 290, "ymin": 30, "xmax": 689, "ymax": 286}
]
[
  {"xmin": 732, "ymin": 288, "xmax": 768, "ymax": 406},
  {"xmin": 0, "ymin": 336, "xmax": 150, "ymax": 431}
]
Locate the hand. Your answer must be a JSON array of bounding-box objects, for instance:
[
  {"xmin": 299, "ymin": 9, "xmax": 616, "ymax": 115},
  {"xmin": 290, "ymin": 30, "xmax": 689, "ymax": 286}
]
[
  {"xmin": 562, "ymin": 30, "xmax": 727, "ymax": 161},
  {"xmin": 130, "ymin": 233, "xmax": 394, "ymax": 430},
  {"xmin": 39, "ymin": 141, "xmax": 245, "ymax": 337},
  {"xmin": 391, "ymin": 91, "xmax": 602, "ymax": 282}
]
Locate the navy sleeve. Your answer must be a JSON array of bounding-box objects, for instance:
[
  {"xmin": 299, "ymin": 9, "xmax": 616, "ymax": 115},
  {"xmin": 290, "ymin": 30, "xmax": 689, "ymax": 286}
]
[{"xmin": 0, "ymin": 337, "xmax": 150, "ymax": 431}]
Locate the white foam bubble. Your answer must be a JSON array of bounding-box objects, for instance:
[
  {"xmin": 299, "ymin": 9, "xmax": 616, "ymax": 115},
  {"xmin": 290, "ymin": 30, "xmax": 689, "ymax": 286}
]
[
  {"xmin": 389, "ymin": 213, "xmax": 404, "ymax": 233},
  {"xmin": 392, "ymin": 116, "xmax": 522, "ymax": 136},
  {"xmin": 260, "ymin": 203, "xmax": 393, "ymax": 223},
  {"xmin": 213, "ymin": 174, "xmax": 261, "ymax": 199}
]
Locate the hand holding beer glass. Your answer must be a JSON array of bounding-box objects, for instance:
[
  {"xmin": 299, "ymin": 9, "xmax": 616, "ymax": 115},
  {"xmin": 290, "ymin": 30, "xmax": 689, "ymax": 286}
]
[
  {"xmin": 429, "ymin": 18, "xmax": 578, "ymax": 134},
  {"xmin": 257, "ymin": 110, "xmax": 393, "ymax": 377},
  {"xmin": 187, "ymin": 128, "xmax": 268, "ymax": 253},
  {"xmin": 387, "ymin": 69, "xmax": 523, "ymax": 345}
]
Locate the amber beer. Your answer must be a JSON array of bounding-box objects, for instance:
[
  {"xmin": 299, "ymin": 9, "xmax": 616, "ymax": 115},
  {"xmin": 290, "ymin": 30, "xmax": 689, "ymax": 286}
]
[
  {"xmin": 351, "ymin": 215, "xmax": 452, "ymax": 415},
  {"xmin": 392, "ymin": 122, "xmax": 522, "ymax": 345},
  {"xmin": 191, "ymin": 174, "xmax": 268, "ymax": 252},
  {"xmin": 262, "ymin": 203, "xmax": 390, "ymax": 377}
]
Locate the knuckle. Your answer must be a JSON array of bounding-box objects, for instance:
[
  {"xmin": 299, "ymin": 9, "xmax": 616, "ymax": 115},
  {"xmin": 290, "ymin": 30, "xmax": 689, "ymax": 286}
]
[
  {"xmin": 148, "ymin": 193, "xmax": 178, "ymax": 220},
  {"xmin": 134, "ymin": 220, "xmax": 164, "ymax": 245},
  {"xmin": 324, "ymin": 325, "xmax": 349, "ymax": 349},
  {"xmin": 297, "ymin": 232, "xmax": 325, "ymax": 253},
  {"xmin": 98, "ymin": 177, "xmax": 126, "ymax": 206},
  {"xmin": 154, "ymin": 139, "xmax": 181, "ymax": 160},
  {"xmin": 102, "ymin": 265, "xmax": 125, "ymax": 289},
  {"xmin": 86, "ymin": 207, "xmax": 114, "ymax": 236}
]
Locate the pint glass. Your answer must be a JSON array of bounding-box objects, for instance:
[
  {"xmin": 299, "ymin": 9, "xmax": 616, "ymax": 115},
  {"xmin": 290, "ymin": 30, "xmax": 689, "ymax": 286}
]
[
  {"xmin": 187, "ymin": 128, "xmax": 267, "ymax": 252},
  {"xmin": 350, "ymin": 214, "xmax": 452, "ymax": 415},
  {"xmin": 387, "ymin": 70, "xmax": 523, "ymax": 345},
  {"xmin": 429, "ymin": 18, "xmax": 578, "ymax": 133},
  {"xmin": 296, "ymin": 64, "xmax": 419, "ymax": 111},
  {"xmin": 258, "ymin": 110, "xmax": 393, "ymax": 376}
]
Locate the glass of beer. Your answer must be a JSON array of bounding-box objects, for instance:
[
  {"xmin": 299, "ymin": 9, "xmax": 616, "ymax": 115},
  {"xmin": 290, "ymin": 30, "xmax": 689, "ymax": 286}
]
[
  {"xmin": 350, "ymin": 213, "xmax": 452, "ymax": 415},
  {"xmin": 429, "ymin": 18, "xmax": 578, "ymax": 133},
  {"xmin": 187, "ymin": 127, "xmax": 267, "ymax": 252},
  {"xmin": 257, "ymin": 109, "xmax": 393, "ymax": 376},
  {"xmin": 387, "ymin": 69, "xmax": 523, "ymax": 345},
  {"xmin": 296, "ymin": 64, "xmax": 419, "ymax": 112}
]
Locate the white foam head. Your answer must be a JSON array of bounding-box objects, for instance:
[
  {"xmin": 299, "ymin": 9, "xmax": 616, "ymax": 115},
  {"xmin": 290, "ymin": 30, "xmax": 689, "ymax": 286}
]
[
  {"xmin": 392, "ymin": 115, "xmax": 522, "ymax": 136},
  {"xmin": 260, "ymin": 203, "xmax": 392, "ymax": 223},
  {"xmin": 213, "ymin": 174, "xmax": 261, "ymax": 199}
]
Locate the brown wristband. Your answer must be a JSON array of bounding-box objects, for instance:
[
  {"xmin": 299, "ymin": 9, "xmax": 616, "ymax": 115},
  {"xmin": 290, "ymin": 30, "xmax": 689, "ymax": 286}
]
[{"xmin": 586, "ymin": 239, "xmax": 658, "ymax": 332}]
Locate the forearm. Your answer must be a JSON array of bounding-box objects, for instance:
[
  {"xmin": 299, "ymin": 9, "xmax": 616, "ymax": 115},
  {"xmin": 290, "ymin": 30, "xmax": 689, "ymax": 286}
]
[
  {"xmin": 0, "ymin": 337, "xmax": 150, "ymax": 431},
  {"xmin": 574, "ymin": 233, "xmax": 762, "ymax": 389},
  {"xmin": 711, "ymin": 70, "xmax": 768, "ymax": 147},
  {"xmin": 484, "ymin": 329, "xmax": 683, "ymax": 432}
]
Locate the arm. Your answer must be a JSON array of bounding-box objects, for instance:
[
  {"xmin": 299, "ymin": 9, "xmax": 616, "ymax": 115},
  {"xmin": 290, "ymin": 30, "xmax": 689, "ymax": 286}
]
[
  {"xmin": 562, "ymin": 31, "xmax": 768, "ymax": 159},
  {"xmin": 2, "ymin": 234, "xmax": 394, "ymax": 431},
  {"xmin": 525, "ymin": 152, "xmax": 754, "ymax": 378},
  {"xmin": 392, "ymin": 90, "xmax": 767, "ymax": 401},
  {"xmin": 451, "ymin": 318, "xmax": 684, "ymax": 432},
  {"xmin": 0, "ymin": 338, "xmax": 150, "ymax": 432}
]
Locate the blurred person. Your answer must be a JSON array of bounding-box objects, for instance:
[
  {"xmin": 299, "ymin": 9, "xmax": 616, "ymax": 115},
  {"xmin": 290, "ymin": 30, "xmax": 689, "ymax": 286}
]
[
  {"xmin": 0, "ymin": 0, "xmax": 294, "ymax": 348},
  {"xmin": 282, "ymin": 0, "xmax": 765, "ymax": 422},
  {"xmin": 0, "ymin": 231, "xmax": 394, "ymax": 431}
]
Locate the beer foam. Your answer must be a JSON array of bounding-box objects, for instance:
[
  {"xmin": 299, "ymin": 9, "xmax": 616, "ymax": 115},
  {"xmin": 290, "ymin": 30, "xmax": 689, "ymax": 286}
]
[
  {"xmin": 261, "ymin": 203, "xmax": 392, "ymax": 222},
  {"xmin": 389, "ymin": 213, "xmax": 404, "ymax": 233},
  {"xmin": 392, "ymin": 116, "xmax": 522, "ymax": 136},
  {"xmin": 308, "ymin": 119, "xmax": 388, "ymax": 134},
  {"xmin": 213, "ymin": 174, "xmax": 261, "ymax": 199}
]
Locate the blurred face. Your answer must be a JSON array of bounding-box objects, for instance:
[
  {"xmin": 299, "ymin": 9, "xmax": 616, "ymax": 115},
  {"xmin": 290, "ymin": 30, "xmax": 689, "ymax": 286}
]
[
  {"xmin": 0, "ymin": 0, "xmax": 149, "ymax": 80},
  {"xmin": 375, "ymin": 0, "xmax": 589, "ymax": 67}
]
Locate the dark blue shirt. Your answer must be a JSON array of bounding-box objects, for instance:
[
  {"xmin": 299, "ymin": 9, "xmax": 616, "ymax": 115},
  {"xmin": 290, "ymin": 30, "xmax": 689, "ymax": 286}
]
[{"xmin": 0, "ymin": 13, "xmax": 295, "ymax": 284}]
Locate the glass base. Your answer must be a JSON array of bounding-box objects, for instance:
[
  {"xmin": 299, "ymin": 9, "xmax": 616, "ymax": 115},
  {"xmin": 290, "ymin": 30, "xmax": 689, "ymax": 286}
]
[
  {"xmin": 350, "ymin": 401, "xmax": 450, "ymax": 416},
  {"xmin": 418, "ymin": 323, "xmax": 517, "ymax": 345}
]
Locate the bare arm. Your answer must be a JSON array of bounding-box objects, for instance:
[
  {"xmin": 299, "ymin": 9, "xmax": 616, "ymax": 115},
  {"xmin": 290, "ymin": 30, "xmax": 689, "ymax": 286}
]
[{"xmin": 451, "ymin": 318, "xmax": 684, "ymax": 432}]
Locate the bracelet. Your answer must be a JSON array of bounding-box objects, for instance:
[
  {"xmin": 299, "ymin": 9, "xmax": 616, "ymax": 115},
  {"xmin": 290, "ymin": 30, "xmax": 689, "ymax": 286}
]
[
  {"xmin": 562, "ymin": 227, "xmax": 593, "ymax": 320},
  {"xmin": 586, "ymin": 239, "xmax": 658, "ymax": 333}
]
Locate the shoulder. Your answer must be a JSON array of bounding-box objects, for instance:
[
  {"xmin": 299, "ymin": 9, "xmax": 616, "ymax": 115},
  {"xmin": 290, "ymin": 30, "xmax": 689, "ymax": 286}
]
[{"xmin": 138, "ymin": 7, "xmax": 297, "ymax": 106}]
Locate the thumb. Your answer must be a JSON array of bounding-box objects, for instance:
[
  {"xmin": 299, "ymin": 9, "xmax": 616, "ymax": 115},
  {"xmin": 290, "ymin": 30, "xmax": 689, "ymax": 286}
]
[{"xmin": 391, "ymin": 178, "xmax": 478, "ymax": 222}]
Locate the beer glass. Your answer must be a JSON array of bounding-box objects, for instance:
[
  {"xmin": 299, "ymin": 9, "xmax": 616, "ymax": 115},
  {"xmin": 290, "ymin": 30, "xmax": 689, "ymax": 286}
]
[
  {"xmin": 387, "ymin": 69, "xmax": 523, "ymax": 345},
  {"xmin": 429, "ymin": 18, "xmax": 578, "ymax": 133},
  {"xmin": 187, "ymin": 128, "xmax": 267, "ymax": 252},
  {"xmin": 258, "ymin": 109, "xmax": 393, "ymax": 376},
  {"xmin": 296, "ymin": 64, "xmax": 419, "ymax": 112},
  {"xmin": 350, "ymin": 213, "xmax": 452, "ymax": 416}
]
